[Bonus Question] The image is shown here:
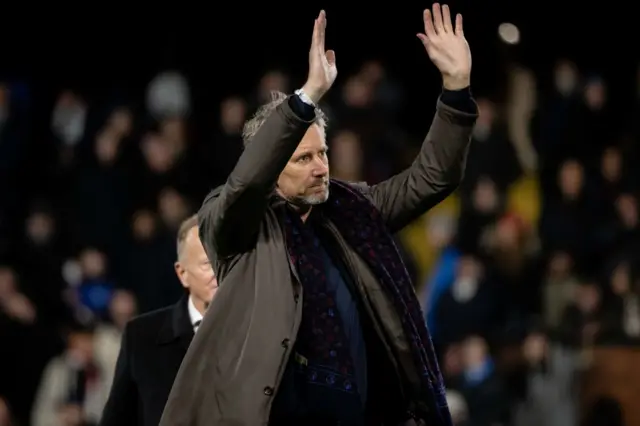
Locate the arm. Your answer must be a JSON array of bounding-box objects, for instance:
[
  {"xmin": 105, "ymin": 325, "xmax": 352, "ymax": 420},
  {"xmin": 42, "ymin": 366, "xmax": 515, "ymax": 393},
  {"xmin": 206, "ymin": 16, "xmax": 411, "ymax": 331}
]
[
  {"xmin": 98, "ymin": 326, "xmax": 137, "ymax": 426},
  {"xmin": 31, "ymin": 360, "xmax": 65, "ymax": 426},
  {"xmin": 199, "ymin": 10, "xmax": 337, "ymax": 259},
  {"xmin": 365, "ymin": 4, "xmax": 477, "ymax": 233},
  {"xmin": 199, "ymin": 97, "xmax": 316, "ymax": 258},
  {"xmin": 368, "ymin": 87, "xmax": 477, "ymax": 232}
]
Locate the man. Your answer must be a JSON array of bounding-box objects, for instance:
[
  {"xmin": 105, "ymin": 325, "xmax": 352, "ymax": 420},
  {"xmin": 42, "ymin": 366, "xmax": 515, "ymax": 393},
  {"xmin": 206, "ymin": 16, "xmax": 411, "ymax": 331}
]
[
  {"xmin": 162, "ymin": 5, "xmax": 476, "ymax": 426},
  {"xmin": 99, "ymin": 214, "xmax": 217, "ymax": 426}
]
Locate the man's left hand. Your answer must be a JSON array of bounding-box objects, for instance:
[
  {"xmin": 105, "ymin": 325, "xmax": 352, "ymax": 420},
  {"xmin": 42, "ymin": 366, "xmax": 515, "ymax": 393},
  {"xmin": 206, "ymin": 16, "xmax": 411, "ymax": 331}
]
[{"xmin": 417, "ymin": 3, "xmax": 471, "ymax": 90}]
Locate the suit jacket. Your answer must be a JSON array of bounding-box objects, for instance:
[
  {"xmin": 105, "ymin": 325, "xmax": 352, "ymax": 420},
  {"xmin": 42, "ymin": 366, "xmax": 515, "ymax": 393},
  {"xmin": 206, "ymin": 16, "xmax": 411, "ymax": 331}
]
[
  {"xmin": 100, "ymin": 296, "xmax": 193, "ymax": 426},
  {"xmin": 160, "ymin": 91, "xmax": 477, "ymax": 426}
]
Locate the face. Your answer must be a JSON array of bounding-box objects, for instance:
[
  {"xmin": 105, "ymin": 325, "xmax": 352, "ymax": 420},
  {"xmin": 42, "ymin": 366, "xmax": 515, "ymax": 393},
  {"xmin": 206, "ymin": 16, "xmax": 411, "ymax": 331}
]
[
  {"xmin": 559, "ymin": 160, "xmax": 584, "ymax": 199},
  {"xmin": 277, "ymin": 125, "xmax": 330, "ymax": 206},
  {"xmin": 462, "ymin": 336, "xmax": 487, "ymax": 368},
  {"xmin": 68, "ymin": 332, "xmax": 94, "ymax": 364},
  {"xmin": 109, "ymin": 290, "xmax": 137, "ymax": 327},
  {"xmin": 175, "ymin": 227, "xmax": 218, "ymax": 305}
]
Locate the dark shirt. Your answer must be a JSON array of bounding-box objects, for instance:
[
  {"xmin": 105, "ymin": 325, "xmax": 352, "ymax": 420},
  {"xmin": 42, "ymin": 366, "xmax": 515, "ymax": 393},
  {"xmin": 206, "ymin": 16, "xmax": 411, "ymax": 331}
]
[
  {"xmin": 271, "ymin": 216, "xmax": 367, "ymax": 426},
  {"xmin": 316, "ymin": 234, "xmax": 368, "ymax": 403}
]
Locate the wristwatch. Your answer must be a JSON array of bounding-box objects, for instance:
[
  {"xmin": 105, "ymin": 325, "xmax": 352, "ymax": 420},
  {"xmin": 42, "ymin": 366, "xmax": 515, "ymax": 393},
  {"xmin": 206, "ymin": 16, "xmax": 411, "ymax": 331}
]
[{"xmin": 294, "ymin": 89, "xmax": 316, "ymax": 107}]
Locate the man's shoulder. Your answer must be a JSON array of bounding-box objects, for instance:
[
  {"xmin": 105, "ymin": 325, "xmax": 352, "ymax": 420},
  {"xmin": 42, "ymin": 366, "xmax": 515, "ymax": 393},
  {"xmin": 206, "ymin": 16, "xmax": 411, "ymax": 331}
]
[
  {"xmin": 125, "ymin": 304, "xmax": 174, "ymax": 337},
  {"xmin": 329, "ymin": 178, "xmax": 370, "ymax": 194}
]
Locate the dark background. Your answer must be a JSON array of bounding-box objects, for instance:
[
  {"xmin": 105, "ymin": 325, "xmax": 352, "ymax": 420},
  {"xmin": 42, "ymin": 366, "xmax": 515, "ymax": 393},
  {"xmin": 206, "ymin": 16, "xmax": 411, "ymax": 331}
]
[{"xmin": 1, "ymin": 2, "xmax": 636, "ymax": 127}]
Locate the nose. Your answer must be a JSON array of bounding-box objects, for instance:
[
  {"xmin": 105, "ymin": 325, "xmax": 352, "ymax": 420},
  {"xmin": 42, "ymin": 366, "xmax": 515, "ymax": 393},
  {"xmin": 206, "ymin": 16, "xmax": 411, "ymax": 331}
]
[{"xmin": 312, "ymin": 158, "xmax": 329, "ymax": 177}]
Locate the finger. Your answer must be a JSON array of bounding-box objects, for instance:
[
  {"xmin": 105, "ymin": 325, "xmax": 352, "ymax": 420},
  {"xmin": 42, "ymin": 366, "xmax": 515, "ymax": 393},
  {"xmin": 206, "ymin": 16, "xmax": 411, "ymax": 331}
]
[
  {"xmin": 423, "ymin": 9, "xmax": 437, "ymax": 39},
  {"xmin": 455, "ymin": 13, "xmax": 464, "ymax": 36},
  {"xmin": 442, "ymin": 4, "xmax": 453, "ymax": 33},
  {"xmin": 417, "ymin": 34, "xmax": 434, "ymax": 54},
  {"xmin": 318, "ymin": 10, "xmax": 326, "ymax": 53},
  {"xmin": 432, "ymin": 3, "xmax": 445, "ymax": 35},
  {"xmin": 310, "ymin": 18, "xmax": 319, "ymax": 51},
  {"xmin": 326, "ymin": 49, "xmax": 336, "ymax": 66}
]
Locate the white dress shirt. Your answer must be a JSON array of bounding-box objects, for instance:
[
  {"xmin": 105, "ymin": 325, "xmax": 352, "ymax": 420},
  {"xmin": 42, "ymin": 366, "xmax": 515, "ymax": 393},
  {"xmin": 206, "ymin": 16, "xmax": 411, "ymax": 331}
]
[{"xmin": 187, "ymin": 296, "xmax": 204, "ymax": 333}]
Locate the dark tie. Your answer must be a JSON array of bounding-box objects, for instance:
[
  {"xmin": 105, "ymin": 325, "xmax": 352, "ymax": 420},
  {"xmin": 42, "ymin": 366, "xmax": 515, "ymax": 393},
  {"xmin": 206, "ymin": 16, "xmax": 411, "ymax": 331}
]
[{"xmin": 193, "ymin": 320, "xmax": 201, "ymax": 331}]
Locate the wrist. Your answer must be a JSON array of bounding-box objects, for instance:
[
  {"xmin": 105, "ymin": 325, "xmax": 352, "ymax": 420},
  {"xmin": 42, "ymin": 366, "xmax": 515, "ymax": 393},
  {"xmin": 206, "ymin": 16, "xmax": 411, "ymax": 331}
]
[
  {"xmin": 442, "ymin": 74, "xmax": 471, "ymax": 91},
  {"xmin": 301, "ymin": 83, "xmax": 326, "ymax": 104}
]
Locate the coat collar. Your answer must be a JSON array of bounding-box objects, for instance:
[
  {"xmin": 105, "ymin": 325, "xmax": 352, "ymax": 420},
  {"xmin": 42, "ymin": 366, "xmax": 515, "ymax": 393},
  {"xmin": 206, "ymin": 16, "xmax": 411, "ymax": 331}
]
[{"xmin": 156, "ymin": 295, "xmax": 194, "ymax": 345}]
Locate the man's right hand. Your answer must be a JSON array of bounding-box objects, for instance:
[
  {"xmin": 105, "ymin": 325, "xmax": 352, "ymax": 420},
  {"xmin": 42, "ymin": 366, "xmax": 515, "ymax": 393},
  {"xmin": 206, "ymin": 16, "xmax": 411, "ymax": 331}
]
[{"xmin": 302, "ymin": 10, "xmax": 337, "ymax": 104}]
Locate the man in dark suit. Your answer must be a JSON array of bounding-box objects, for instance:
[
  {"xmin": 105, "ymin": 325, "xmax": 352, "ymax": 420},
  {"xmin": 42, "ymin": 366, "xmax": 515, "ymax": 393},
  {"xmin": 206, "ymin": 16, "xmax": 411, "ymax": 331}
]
[{"xmin": 99, "ymin": 214, "xmax": 218, "ymax": 426}]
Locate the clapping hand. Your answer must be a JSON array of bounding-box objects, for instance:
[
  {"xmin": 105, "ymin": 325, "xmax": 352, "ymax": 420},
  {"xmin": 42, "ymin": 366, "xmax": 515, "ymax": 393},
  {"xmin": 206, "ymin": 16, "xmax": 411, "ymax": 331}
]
[
  {"xmin": 418, "ymin": 3, "xmax": 471, "ymax": 90},
  {"xmin": 302, "ymin": 10, "xmax": 337, "ymax": 104}
]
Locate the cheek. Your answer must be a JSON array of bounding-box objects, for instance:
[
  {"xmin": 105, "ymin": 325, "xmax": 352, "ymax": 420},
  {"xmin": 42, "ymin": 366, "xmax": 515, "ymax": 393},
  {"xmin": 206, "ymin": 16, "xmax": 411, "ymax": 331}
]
[{"xmin": 278, "ymin": 169, "xmax": 305, "ymax": 192}]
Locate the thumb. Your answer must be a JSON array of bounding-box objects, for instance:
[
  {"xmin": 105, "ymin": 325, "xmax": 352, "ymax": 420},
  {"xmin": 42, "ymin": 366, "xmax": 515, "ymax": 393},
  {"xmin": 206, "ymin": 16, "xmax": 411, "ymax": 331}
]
[
  {"xmin": 417, "ymin": 34, "xmax": 434, "ymax": 56},
  {"xmin": 325, "ymin": 49, "xmax": 336, "ymax": 66},
  {"xmin": 417, "ymin": 33, "xmax": 431, "ymax": 48}
]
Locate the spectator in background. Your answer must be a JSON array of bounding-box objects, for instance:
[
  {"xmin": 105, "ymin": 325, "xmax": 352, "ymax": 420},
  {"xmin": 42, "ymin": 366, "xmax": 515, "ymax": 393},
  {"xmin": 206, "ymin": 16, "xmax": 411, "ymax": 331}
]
[
  {"xmin": 0, "ymin": 397, "xmax": 16, "ymax": 426},
  {"xmin": 458, "ymin": 336, "xmax": 508, "ymax": 426},
  {"xmin": 31, "ymin": 324, "xmax": 106, "ymax": 426},
  {"xmin": 100, "ymin": 214, "xmax": 217, "ymax": 426}
]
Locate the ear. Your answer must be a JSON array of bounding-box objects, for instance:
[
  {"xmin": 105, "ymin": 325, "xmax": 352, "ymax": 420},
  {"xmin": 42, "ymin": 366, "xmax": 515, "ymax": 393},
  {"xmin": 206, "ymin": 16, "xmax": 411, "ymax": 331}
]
[{"xmin": 174, "ymin": 261, "xmax": 189, "ymax": 289}]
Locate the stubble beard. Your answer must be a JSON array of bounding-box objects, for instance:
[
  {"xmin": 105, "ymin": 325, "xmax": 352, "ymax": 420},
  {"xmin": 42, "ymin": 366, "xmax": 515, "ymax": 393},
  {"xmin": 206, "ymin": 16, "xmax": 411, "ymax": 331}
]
[{"xmin": 291, "ymin": 187, "xmax": 330, "ymax": 206}]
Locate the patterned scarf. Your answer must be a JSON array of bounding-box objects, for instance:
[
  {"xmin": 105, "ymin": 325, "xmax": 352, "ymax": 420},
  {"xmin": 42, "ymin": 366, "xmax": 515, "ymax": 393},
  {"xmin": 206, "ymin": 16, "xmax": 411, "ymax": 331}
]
[
  {"xmin": 282, "ymin": 208, "xmax": 359, "ymax": 395},
  {"xmin": 279, "ymin": 179, "xmax": 451, "ymax": 426}
]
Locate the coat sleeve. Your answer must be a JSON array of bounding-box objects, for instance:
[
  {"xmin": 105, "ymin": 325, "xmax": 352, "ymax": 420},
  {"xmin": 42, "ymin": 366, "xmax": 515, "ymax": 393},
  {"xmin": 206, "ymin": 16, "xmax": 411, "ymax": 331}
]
[
  {"xmin": 366, "ymin": 88, "xmax": 478, "ymax": 233},
  {"xmin": 198, "ymin": 95, "xmax": 317, "ymax": 259},
  {"xmin": 98, "ymin": 325, "xmax": 138, "ymax": 426}
]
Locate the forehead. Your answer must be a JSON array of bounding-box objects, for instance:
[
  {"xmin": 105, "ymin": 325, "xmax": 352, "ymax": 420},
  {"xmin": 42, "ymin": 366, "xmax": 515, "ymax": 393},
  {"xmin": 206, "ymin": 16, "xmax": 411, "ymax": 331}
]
[
  {"xmin": 183, "ymin": 227, "xmax": 205, "ymax": 252},
  {"xmin": 293, "ymin": 124, "xmax": 326, "ymax": 154}
]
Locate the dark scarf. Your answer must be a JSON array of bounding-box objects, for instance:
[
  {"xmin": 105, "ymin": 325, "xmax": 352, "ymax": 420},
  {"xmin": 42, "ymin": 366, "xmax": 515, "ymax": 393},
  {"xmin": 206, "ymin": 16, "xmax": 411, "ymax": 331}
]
[
  {"xmin": 279, "ymin": 179, "xmax": 451, "ymax": 426},
  {"xmin": 282, "ymin": 207, "xmax": 359, "ymax": 393}
]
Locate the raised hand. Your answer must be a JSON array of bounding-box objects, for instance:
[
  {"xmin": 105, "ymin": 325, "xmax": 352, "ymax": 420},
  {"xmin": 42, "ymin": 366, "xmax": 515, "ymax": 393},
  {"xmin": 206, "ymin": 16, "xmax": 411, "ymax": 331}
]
[
  {"xmin": 417, "ymin": 3, "xmax": 471, "ymax": 90},
  {"xmin": 302, "ymin": 10, "xmax": 337, "ymax": 104}
]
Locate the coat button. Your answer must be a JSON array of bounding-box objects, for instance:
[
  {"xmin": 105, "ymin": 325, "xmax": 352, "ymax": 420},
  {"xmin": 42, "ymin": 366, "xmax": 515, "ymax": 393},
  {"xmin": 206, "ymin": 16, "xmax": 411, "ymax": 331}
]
[
  {"xmin": 281, "ymin": 338, "xmax": 290, "ymax": 348},
  {"xmin": 263, "ymin": 386, "xmax": 274, "ymax": 396}
]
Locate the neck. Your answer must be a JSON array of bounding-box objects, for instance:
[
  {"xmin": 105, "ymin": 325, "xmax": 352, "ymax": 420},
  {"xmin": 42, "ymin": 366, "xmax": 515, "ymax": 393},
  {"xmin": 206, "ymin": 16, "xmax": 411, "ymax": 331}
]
[
  {"xmin": 191, "ymin": 296, "xmax": 207, "ymax": 316},
  {"xmin": 287, "ymin": 201, "xmax": 313, "ymax": 222}
]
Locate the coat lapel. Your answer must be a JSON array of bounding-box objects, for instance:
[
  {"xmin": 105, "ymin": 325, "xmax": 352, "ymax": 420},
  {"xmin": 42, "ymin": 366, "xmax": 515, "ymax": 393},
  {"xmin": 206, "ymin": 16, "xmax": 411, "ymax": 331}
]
[{"xmin": 156, "ymin": 296, "xmax": 194, "ymax": 351}]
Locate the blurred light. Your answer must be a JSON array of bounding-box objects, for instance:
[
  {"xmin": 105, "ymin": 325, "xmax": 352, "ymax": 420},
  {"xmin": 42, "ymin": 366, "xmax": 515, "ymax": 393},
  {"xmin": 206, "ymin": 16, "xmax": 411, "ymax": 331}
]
[{"xmin": 498, "ymin": 23, "xmax": 520, "ymax": 45}]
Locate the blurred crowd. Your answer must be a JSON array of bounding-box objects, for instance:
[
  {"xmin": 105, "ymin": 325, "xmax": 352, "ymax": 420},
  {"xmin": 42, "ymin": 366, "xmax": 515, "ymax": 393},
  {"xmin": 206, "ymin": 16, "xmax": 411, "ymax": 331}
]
[{"xmin": 0, "ymin": 58, "xmax": 638, "ymax": 426}]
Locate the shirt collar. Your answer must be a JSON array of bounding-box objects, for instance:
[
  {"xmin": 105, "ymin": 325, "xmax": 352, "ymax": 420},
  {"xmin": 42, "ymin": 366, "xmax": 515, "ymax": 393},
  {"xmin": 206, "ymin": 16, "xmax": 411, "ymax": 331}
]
[{"xmin": 187, "ymin": 296, "xmax": 204, "ymax": 332}]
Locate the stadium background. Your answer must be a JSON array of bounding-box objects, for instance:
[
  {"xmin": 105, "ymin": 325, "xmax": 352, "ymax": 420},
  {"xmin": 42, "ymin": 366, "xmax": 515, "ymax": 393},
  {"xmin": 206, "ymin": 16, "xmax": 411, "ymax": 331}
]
[{"xmin": 0, "ymin": 2, "xmax": 639, "ymax": 426}]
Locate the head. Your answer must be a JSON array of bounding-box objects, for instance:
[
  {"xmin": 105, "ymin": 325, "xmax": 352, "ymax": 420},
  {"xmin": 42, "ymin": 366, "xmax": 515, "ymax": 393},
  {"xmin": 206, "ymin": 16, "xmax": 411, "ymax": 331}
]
[
  {"xmin": 108, "ymin": 290, "xmax": 137, "ymax": 329},
  {"xmin": 576, "ymin": 282, "xmax": 600, "ymax": 313},
  {"xmin": 78, "ymin": 248, "xmax": 107, "ymax": 279},
  {"xmin": 558, "ymin": 159, "xmax": 584, "ymax": 200},
  {"xmin": 174, "ymin": 215, "xmax": 217, "ymax": 308},
  {"xmin": 611, "ymin": 261, "xmax": 631, "ymax": 296},
  {"xmin": 461, "ymin": 336, "xmax": 489, "ymax": 369},
  {"xmin": 107, "ymin": 106, "xmax": 133, "ymax": 137},
  {"xmin": 220, "ymin": 96, "xmax": 247, "ymax": 135},
  {"xmin": 554, "ymin": 59, "xmax": 578, "ymax": 96},
  {"xmin": 66, "ymin": 326, "xmax": 95, "ymax": 365},
  {"xmin": 0, "ymin": 266, "xmax": 17, "ymax": 300},
  {"xmin": 584, "ymin": 77, "xmax": 607, "ymax": 110},
  {"xmin": 243, "ymin": 91, "xmax": 330, "ymax": 207},
  {"xmin": 601, "ymin": 146, "xmax": 622, "ymax": 183},
  {"xmin": 523, "ymin": 331, "xmax": 548, "ymax": 365},
  {"xmin": 95, "ymin": 126, "xmax": 121, "ymax": 166}
]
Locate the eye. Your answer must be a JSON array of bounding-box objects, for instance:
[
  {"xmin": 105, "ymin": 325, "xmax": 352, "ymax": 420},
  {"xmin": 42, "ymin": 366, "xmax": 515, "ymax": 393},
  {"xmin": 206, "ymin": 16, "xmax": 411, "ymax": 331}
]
[{"xmin": 297, "ymin": 154, "xmax": 312, "ymax": 163}]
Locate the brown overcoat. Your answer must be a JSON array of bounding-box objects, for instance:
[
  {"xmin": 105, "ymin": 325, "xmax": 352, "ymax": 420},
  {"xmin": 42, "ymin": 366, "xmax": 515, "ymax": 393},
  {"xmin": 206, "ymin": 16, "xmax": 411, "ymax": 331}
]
[{"xmin": 159, "ymin": 94, "xmax": 477, "ymax": 426}]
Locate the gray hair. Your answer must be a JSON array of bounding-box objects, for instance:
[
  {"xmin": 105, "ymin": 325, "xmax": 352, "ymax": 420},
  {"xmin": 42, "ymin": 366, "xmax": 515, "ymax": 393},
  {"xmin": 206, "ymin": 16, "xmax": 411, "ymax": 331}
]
[
  {"xmin": 176, "ymin": 214, "xmax": 198, "ymax": 259},
  {"xmin": 242, "ymin": 90, "xmax": 327, "ymax": 147}
]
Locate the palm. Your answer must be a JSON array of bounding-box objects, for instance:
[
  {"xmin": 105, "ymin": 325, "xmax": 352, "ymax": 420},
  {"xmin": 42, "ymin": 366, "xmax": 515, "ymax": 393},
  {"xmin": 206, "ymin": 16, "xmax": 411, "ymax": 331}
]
[
  {"xmin": 417, "ymin": 3, "xmax": 471, "ymax": 81},
  {"xmin": 307, "ymin": 11, "xmax": 337, "ymax": 95}
]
